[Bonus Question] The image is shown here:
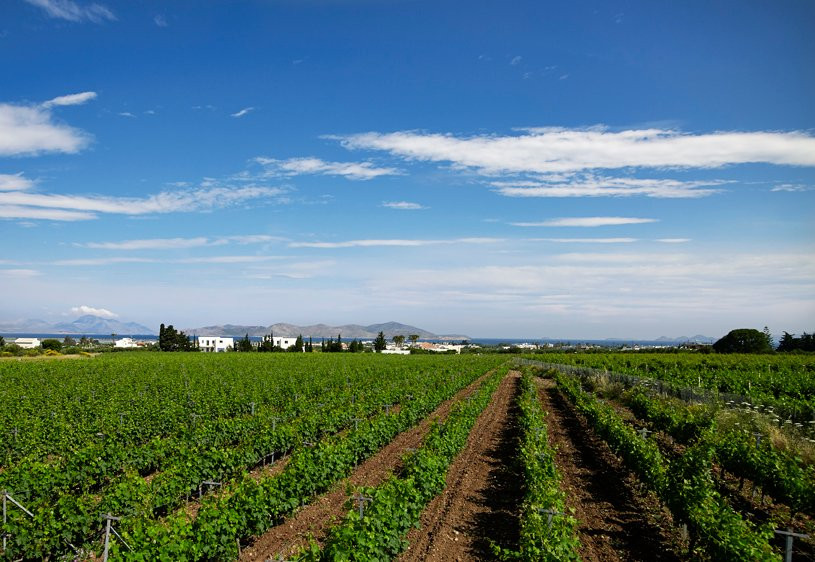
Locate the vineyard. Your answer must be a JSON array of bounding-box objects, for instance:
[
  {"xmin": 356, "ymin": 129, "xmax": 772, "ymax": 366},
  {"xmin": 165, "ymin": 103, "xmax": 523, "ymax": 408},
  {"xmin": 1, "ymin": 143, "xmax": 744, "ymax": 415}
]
[{"xmin": 0, "ymin": 351, "xmax": 813, "ymax": 560}]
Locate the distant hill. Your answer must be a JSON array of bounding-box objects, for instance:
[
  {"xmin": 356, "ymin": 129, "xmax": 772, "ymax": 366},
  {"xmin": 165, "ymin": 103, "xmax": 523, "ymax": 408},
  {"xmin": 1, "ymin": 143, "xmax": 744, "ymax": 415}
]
[
  {"xmin": 187, "ymin": 321, "xmax": 469, "ymax": 341},
  {"xmin": 655, "ymin": 335, "xmax": 715, "ymax": 344},
  {"xmin": 0, "ymin": 315, "xmax": 155, "ymax": 335}
]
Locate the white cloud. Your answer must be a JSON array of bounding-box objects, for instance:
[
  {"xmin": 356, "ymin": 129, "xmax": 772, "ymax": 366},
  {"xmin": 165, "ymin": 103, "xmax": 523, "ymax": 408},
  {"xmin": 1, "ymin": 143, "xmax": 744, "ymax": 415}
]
[
  {"xmin": 154, "ymin": 14, "xmax": 167, "ymax": 27},
  {"xmin": 0, "ymin": 185, "xmax": 286, "ymax": 220},
  {"xmin": 0, "ymin": 205, "xmax": 95, "ymax": 221},
  {"xmin": 381, "ymin": 201, "xmax": 426, "ymax": 210},
  {"xmin": 0, "ymin": 268, "xmax": 41, "ymax": 278},
  {"xmin": 337, "ymin": 127, "xmax": 815, "ymax": 174},
  {"xmin": 255, "ymin": 157, "xmax": 400, "ymax": 181},
  {"xmin": 771, "ymin": 183, "xmax": 813, "ymax": 192},
  {"xmin": 86, "ymin": 237, "xmax": 211, "ymax": 250},
  {"xmin": 0, "ymin": 173, "xmax": 35, "ymax": 192},
  {"xmin": 118, "ymin": 112, "xmax": 135, "ymax": 118},
  {"xmin": 177, "ymin": 255, "xmax": 283, "ymax": 264},
  {"xmin": 530, "ymin": 238, "xmax": 638, "ymax": 243},
  {"xmin": 231, "ymin": 107, "xmax": 254, "ymax": 118},
  {"xmin": 83, "ymin": 234, "xmax": 281, "ymax": 250},
  {"xmin": 492, "ymin": 174, "xmax": 726, "ymax": 199},
  {"xmin": 53, "ymin": 257, "xmax": 155, "ymax": 266},
  {"xmin": 512, "ymin": 217, "xmax": 658, "ymax": 227},
  {"xmin": 510, "ymin": 55, "xmax": 522, "ymax": 66},
  {"xmin": 656, "ymin": 238, "xmax": 692, "ymax": 244},
  {"xmin": 41, "ymin": 91, "xmax": 97, "ymax": 108},
  {"xmin": 25, "ymin": 0, "xmax": 115, "ymax": 23},
  {"xmin": 0, "ymin": 100, "xmax": 92, "ymax": 156},
  {"xmin": 70, "ymin": 305, "xmax": 118, "ymax": 318},
  {"xmin": 290, "ymin": 237, "xmax": 504, "ymax": 249}
]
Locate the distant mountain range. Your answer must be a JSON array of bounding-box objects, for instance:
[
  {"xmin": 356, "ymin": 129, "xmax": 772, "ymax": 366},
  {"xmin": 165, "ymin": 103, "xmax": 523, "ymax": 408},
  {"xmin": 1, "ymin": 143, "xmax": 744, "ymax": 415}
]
[
  {"xmin": 186, "ymin": 321, "xmax": 470, "ymax": 341},
  {"xmin": 0, "ymin": 315, "xmax": 155, "ymax": 335},
  {"xmin": 654, "ymin": 335, "xmax": 716, "ymax": 344}
]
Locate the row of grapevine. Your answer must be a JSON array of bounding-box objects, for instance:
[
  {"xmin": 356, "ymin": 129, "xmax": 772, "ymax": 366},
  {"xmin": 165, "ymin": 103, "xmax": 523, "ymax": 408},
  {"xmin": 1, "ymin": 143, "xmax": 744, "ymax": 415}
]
[
  {"xmin": 0, "ymin": 353, "xmax": 505, "ymax": 560},
  {"xmin": 499, "ymin": 371, "xmax": 579, "ymax": 561},
  {"xmin": 300, "ymin": 365, "xmax": 509, "ymax": 560},
  {"xmin": 536, "ymin": 352, "xmax": 815, "ymax": 421},
  {"xmin": 108, "ymin": 361, "xmax": 505, "ymax": 560},
  {"xmin": 625, "ymin": 387, "xmax": 815, "ymax": 516},
  {"xmin": 553, "ymin": 371, "xmax": 780, "ymax": 561}
]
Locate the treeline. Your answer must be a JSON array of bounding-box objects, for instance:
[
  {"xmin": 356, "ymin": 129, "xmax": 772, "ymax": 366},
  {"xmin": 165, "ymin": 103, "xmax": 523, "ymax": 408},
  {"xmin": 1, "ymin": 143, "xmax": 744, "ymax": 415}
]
[
  {"xmin": 158, "ymin": 324, "xmax": 196, "ymax": 352},
  {"xmin": 238, "ymin": 333, "xmax": 309, "ymax": 353},
  {"xmin": 777, "ymin": 331, "xmax": 815, "ymax": 352}
]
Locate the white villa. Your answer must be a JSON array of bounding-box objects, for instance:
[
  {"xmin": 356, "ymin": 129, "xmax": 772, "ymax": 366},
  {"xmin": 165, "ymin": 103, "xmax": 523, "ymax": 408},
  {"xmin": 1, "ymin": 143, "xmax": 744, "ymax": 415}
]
[
  {"xmin": 198, "ymin": 336, "xmax": 234, "ymax": 352},
  {"xmin": 14, "ymin": 337, "xmax": 40, "ymax": 349},
  {"xmin": 114, "ymin": 337, "xmax": 140, "ymax": 349},
  {"xmin": 271, "ymin": 336, "xmax": 298, "ymax": 349}
]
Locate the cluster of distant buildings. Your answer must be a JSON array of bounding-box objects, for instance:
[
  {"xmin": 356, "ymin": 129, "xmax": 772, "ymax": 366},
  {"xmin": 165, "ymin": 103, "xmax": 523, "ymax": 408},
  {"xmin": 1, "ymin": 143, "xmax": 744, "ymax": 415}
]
[{"xmin": 7, "ymin": 335, "xmax": 474, "ymax": 354}]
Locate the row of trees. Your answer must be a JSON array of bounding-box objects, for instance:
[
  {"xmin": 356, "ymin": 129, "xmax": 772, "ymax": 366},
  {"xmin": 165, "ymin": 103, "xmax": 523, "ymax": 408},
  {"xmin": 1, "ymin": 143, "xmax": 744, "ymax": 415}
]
[
  {"xmin": 713, "ymin": 328, "xmax": 814, "ymax": 354},
  {"xmin": 236, "ymin": 333, "xmax": 311, "ymax": 353},
  {"xmin": 777, "ymin": 332, "xmax": 815, "ymax": 352},
  {"xmin": 158, "ymin": 324, "xmax": 196, "ymax": 352}
]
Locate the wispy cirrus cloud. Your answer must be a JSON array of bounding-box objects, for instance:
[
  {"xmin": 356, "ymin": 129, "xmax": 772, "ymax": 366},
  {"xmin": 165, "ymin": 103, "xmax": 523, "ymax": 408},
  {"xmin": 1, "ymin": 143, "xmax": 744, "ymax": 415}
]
[
  {"xmin": 83, "ymin": 234, "xmax": 282, "ymax": 250},
  {"xmin": 24, "ymin": 0, "xmax": 115, "ymax": 23},
  {"xmin": 530, "ymin": 237, "xmax": 638, "ymax": 243},
  {"xmin": 0, "ymin": 268, "xmax": 41, "ymax": 278},
  {"xmin": 381, "ymin": 201, "xmax": 426, "ymax": 210},
  {"xmin": 771, "ymin": 183, "xmax": 813, "ymax": 192},
  {"xmin": 231, "ymin": 107, "xmax": 254, "ymax": 118},
  {"xmin": 334, "ymin": 127, "xmax": 815, "ymax": 199},
  {"xmin": 255, "ymin": 157, "xmax": 400, "ymax": 181},
  {"xmin": 338, "ymin": 127, "xmax": 815, "ymax": 174},
  {"xmin": 41, "ymin": 91, "xmax": 97, "ymax": 108},
  {"xmin": 0, "ymin": 205, "xmax": 95, "ymax": 221},
  {"xmin": 0, "ymin": 94, "xmax": 95, "ymax": 156},
  {"xmin": 0, "ymin": 185, "xmax": 286, "ymax": 221},
  {"xmin": 290, "ymin": 237, "xmax": 503, "ymax": 249},
  {"xmin": 512, "ymin": 217, "xmax": 658, "ymax": 227},
  {"xmin": 0, "ymin": 173, "xmax": 35, "ymax": 192},
  {"xmin": 492, "ymin": 174, "xmax": 727, "ymax": 199}
]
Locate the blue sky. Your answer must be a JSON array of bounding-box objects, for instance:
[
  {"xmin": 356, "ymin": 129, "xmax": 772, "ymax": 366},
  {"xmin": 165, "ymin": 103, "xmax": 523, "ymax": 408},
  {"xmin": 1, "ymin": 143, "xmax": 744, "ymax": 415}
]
[{"xmin": 1, "ymin": 0, "xmax": 813, "ymax": 338}]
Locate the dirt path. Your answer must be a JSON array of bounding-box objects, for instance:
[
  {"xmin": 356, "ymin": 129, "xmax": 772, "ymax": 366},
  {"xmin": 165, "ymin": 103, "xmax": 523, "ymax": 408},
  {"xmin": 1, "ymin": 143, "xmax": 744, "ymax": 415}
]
[
  {"xmin": 239, "ymin": 367, "xmax": 501, "ymax": 561},
  {"xmin": 537, "ymin": 378, "xmax": 683, "ymax": 562},
  {"xmin": 398, "ymin": 370, "xmax": 522, "ymax": 562}
]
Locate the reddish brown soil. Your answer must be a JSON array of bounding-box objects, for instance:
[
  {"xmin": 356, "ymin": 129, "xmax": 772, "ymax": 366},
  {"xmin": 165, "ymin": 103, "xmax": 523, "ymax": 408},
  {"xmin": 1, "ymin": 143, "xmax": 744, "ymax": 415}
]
[
  {"xmin": 398, "ymin": 371, "xmax": 522, "ymax": 562},
  {"xmin": 537, "ymin": 378, "xmax": 684, "ymax": 562},
  {"xmin": 239, "ymin": 367, "xmax": 499, "ymax": 561}
]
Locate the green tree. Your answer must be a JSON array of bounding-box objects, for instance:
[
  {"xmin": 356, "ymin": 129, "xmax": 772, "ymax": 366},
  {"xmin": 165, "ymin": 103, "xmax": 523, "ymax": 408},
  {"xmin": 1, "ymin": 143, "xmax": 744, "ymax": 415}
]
[
  {"xmin": 408, "ymin": 334, "xmax": 419, "ymax": 347},
  {"xmin": 63, "ymin": 336, "xmax": 76, "ymax": 347},
  {"xmin": 374, "ymin": 331, "xmax": 387, "ymax": 352},
  {"xmin": 237, "ymin": 334, "xmax": 254, "ymax": 352},
  {"xmin": 393, "ymin": 334, "xmax": 405, "ymax": 348},
  {"xmin": 713, "ymin": 328, "xmax": 774, "ymax": 354},
  {"xmin": 0, "ymin": 336, "xmax": 5, "ymax": 348},
  {"xmin": 158, "ymin": 324, "xmax": 194, "ymax": 351},
  {"xmin": 41, "ymin": 339, "xmax": 62, "ymax": 352},
  {"xmin": 294, "ymin": 334, "xmax": 304, "ymax": 352}
]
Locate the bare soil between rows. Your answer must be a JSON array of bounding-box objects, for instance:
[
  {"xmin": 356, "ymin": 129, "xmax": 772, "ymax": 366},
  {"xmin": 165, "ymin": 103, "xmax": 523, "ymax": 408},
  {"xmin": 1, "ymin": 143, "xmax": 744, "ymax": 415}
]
[
  {"xmin": 398, "ymin": 370, "xmax": 522, "ymax": 562},
  {"xmin": 239, "ymin": 367, "xmax": 499, "ymax": 561},
  {"xmin": 537, "ymin": 378, "xmax": 684, "ymax": 562}
]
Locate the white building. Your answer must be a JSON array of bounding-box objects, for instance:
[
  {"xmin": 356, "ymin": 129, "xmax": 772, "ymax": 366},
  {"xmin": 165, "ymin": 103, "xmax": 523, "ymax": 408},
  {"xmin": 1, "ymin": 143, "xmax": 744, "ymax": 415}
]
[
  {"xmin": 14, "ymin": 337, "xmax": 40, "ymax": 349},
  {"xmin": 114, "ymin": 337, "xmax": 140, "ymax": 349},
  {"xmin": 272, "ymin": 336, "xmax": 299, "ymax": 349},
  {"xmin": 198, "ymin": 336, "xmax": 234, "ymax": 352}
]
